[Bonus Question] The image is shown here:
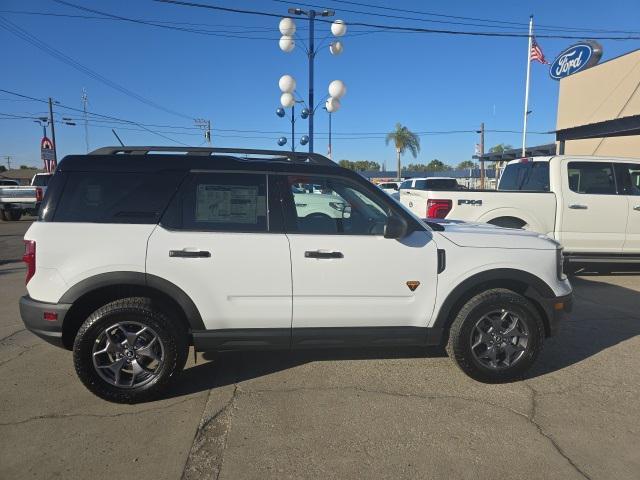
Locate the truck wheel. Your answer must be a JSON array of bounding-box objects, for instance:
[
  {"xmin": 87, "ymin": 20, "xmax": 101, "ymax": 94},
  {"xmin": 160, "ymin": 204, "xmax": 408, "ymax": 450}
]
[
  {"xmin": 0, "ymin": 210, "xmax": 7, "ymax": 221},
  {"xmin": 73, "ymin": 297, "xmax": 187, "ymax": 403},
  {"xmin": 6, "ymin": 210, "xmax": 22, "ymax": 221},
  {"xmin": 446, "ymin": 288, "xmax": 544, "ymax": 383}
]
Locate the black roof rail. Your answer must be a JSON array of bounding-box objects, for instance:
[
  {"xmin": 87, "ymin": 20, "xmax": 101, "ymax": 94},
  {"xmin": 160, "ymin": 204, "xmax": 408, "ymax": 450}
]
[{"xmin": 88, "ymin": 146, "xmax": 336, "ymax": 166}]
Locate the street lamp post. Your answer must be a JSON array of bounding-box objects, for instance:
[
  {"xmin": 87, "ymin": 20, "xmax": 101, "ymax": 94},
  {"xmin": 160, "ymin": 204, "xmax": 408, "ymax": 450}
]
[{"xmin": 279, "ymin": 9, "xmax": 347, "ymax": 153}]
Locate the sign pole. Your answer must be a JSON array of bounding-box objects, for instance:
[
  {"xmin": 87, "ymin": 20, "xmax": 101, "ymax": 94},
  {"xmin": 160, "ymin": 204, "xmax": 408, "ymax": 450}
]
[
  {"xmin": 48, "ymin": 97, "xmax": 58, "ymax": 165},
  {"xmin": 521, "ymin": 16, "xmax": 533, "ymax": 158}
]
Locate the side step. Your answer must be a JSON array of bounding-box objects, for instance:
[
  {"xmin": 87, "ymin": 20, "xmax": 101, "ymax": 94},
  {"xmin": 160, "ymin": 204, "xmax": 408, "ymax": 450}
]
[{"xmin": 564, "ymin": 253, "xmax": 640, "ymax": 264}]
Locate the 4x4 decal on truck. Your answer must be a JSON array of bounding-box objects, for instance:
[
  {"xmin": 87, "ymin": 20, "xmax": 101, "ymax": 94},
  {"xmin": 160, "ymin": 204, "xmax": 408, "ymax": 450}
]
[{"xmin": 458, "ymin": 199, "xmax": 482, "ymax": 206}]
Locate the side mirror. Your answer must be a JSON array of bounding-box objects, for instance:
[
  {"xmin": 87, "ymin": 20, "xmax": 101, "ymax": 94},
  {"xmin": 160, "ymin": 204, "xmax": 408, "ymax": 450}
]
[{"xmin": 384, "ymin": 215, "xmax": 408, "ymax": 239}]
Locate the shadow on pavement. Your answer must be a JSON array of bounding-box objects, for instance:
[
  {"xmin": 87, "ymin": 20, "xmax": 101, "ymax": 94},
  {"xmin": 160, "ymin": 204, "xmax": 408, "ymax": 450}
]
[
  {"xmin": 159, "ymin": 274, "xmax": 640, "ymax": 399},
  {"xmin": 165, "ymin": 346, "xmax": 445, "ymax": 399}
]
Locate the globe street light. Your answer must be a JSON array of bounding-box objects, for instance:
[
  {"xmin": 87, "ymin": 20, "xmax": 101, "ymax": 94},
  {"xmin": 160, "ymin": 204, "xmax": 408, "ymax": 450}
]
[
  {"xmin": 277, "ymin": 74, "xmax": 309, "ymax": 151},
  {"xmin": 278, "ymin": 10, "xmax": 347, "ymax": 153}
]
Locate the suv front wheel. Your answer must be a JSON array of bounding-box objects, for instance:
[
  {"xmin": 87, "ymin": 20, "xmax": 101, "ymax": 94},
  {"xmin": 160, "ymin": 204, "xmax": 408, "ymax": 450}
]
[
  {"xmin": 446, "ymin": 289, "xmax": 544, "ymax": 383},
  {"xmin": 73, "ymin": 297, "xmax": 186, "ymax": 403}
]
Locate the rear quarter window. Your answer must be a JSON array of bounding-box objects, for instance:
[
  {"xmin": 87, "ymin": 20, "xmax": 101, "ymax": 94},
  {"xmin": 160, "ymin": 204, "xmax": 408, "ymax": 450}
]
[
  {"xmin": 500, "ymin": 162, "xmax": 550, "ymax": 191},
  {"xmin": 51, "ymin": 171, "xmax": 183, "ymax": 223}
]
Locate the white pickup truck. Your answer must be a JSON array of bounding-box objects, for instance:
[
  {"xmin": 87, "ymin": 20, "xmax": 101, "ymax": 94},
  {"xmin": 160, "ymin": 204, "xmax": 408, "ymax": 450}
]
[
  {"xmin": 0, "ymin": 173, "xmax": 51, "ymax": 221},
  {"xmin": 400, "ymin": 156, "xmax": 640, "ymax": 266}
]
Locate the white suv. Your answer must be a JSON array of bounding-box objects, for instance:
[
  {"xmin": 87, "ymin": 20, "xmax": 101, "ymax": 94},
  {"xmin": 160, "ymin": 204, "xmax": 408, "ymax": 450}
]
[{"xmin": 20, "ymin": 147, "xmax": 572, "ymax": 403}]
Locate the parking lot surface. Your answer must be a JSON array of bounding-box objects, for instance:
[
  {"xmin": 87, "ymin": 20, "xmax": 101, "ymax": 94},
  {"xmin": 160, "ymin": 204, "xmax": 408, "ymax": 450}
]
[{"xmin": 1, "ymin": 220, "xmax": 639, "ymax": 479}]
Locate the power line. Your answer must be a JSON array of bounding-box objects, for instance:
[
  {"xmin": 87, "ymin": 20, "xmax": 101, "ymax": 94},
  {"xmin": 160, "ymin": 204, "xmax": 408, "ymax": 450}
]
[
  {"xmin": 48, "ymin": 1, "xmax": 372, "ymax": 41},
  {"xmin": 0, "ymin": 15, "xmax": 195, "ymax": 120},
  {"xmin": 155, "ymin": 0, "xmax": 640, "ymax": 40},
  {"xmin": 322, "ymin": 0, "xmax": 640, "ymax": 35},
  {"xmin": 0, "ymin": 89, "xmax": 191, "ymax": 146}
]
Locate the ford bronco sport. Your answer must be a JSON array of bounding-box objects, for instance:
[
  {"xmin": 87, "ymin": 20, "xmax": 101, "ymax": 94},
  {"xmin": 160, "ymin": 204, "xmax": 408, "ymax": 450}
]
[{"xmin": 20, "ymin": 147, "xmax": 572, "ymax": 402}]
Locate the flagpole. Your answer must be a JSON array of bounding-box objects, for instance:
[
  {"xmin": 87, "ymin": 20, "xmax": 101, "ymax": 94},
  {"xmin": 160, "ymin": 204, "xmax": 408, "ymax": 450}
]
[{"xmin": 522, "ymin": 15, "xmax": 533, "ymax": 157}]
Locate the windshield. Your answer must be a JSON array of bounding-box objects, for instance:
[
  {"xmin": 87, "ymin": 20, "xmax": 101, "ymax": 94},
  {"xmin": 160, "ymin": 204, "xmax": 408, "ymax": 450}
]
[{"xmin": 499, "ymin": 162, "xmax": 550, "ymax": 191}]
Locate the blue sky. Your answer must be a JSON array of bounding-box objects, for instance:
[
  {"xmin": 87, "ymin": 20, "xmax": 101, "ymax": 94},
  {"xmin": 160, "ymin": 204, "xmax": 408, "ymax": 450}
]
[{"xmin": 1, "ymin": 0, "xmax": 639, "ymax": 169}]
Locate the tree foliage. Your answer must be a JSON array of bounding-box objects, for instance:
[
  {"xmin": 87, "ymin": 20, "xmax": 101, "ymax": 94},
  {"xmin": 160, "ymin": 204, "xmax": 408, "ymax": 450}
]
[
  {"xmin": 457, "ymin": 160, "xmax": 476, "ymax": 169},
  {"xmin": 405, "ymin": 159, "xmax": 452, "ymax": 172},
  {"xmin": 385, "ymin": 123, "xmax": 420, "ymax": 158},
  {"xmin": 489, "ymin": 143, "xmax": 513, "ymax": 154},
  {"xmin": 338, "ymin": 160, "xmax": 381, "ymax": 171}
]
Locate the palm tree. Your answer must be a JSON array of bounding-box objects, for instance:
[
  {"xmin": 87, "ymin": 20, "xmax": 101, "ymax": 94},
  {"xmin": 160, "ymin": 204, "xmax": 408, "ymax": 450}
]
[{"xmin": 385, "ymin": 123, "xmax": 420, "ymax": 180}]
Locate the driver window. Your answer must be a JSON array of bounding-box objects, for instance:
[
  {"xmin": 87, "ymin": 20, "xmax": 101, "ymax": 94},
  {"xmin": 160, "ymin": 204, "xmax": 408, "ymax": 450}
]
[{"xmin": 285, "ymin": 175, "xmax": 391, "ymax": 235}]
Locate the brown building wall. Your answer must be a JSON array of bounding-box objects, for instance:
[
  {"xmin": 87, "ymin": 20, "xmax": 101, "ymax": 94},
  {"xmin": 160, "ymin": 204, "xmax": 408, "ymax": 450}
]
[{"xmin": 556, "ymin": 49, "xmax": 640, "ymax": 157}]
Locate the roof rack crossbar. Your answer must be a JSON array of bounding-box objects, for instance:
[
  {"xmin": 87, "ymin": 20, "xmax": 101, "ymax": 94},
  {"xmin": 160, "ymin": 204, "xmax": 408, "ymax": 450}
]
[{"xmin": 89, "ymin": 146, "xmax": 336, "ymax": 166}]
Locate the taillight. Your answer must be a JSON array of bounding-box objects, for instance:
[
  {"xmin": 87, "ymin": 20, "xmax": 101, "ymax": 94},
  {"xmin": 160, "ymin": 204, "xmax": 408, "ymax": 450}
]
[
  {"xmin": 427, "ymin": 199, "xmax": 452, "ymax": 219},
  {"xmin": 23, "ymin": 240, "xmax": 36, "ymax": 285},
  {"xmin": 35, "ymin": 187, "xmax": 43, "ymax": 202}
]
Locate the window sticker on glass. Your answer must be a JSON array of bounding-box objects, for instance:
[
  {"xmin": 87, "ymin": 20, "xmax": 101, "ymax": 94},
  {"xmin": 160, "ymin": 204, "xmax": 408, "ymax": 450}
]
[{"xmin": 195, "ymin": 184, "xmax": 264, "ymax": 224}]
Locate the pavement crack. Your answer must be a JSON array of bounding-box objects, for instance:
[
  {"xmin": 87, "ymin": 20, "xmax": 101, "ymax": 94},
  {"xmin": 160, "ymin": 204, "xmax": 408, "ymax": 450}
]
[
  {"xmin": 182, "ymin": 384, "xmax": 239, "ymax": 480},
  {"xmin": 0, "ymin": 343, "xmax": 39, "ymax": 367},
  {"xmin": 0, "ymin": 328, "xmax": 27, "ymax": 344},
  {"xmin": 0, "ymin": 397, "xmax": 196, "ymax": 427},
  {"xmin": 524, "ymin": 383, "xmax": 592, "ymax": 480}
]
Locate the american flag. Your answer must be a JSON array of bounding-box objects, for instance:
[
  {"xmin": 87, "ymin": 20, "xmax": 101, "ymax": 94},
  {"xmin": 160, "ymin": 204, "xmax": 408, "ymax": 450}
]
[{"xmin": 530, "ymin": 38, "xmax": 549, "ymax": 64}]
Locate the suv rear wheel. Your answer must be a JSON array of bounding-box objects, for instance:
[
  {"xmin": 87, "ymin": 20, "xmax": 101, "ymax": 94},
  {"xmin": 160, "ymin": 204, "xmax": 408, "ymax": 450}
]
[
  {"xmin": 73, "ymin": 297, "xmax": 186, "ymax": 403},
  {"xmin": 446, "ymin": 288, "xmax": 544, "ymax": 383}
]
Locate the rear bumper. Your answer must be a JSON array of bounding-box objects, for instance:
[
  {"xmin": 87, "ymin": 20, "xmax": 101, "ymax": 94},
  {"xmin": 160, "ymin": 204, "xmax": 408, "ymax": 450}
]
[{"xmin": 19, "ymin": 295, "xmax": 71, "ymax": 348}]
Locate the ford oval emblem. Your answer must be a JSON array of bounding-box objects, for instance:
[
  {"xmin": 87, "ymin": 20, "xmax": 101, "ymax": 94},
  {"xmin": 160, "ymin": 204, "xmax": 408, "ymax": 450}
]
[{"xmin": 549, "ymin": 41, "xmax": 602, "ymax": 80}]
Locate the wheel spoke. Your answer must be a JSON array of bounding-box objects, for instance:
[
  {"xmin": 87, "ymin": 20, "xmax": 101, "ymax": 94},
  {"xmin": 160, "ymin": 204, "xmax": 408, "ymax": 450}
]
[
  {"xmin": 98, "ymin": 357, "xmax": 127, "ymax": 385},
  {"xmin": 490, "ymin": 311, "xmax": 508, "ymax": 331},
  {"xmin": 128, "ymin": 360, "xmax": 146, "ymax": 386},
  {"xmin": 136, "ymin": 336, "xmax": 160, "ymax": 362}
]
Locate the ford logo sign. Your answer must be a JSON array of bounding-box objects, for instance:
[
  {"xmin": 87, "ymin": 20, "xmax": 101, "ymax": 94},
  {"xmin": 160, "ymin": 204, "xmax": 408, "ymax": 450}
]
[{"xmin": 549, "ymin": 41, "xmax": 603, "ymax": 80}]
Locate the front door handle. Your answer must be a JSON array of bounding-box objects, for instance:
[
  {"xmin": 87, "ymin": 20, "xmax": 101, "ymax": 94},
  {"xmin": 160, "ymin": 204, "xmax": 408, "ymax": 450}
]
[
  {"xmin": 634, "ymin": 205, "xmax": 640, "ymax": 211},
  {"xmin": 169, "ymin": 249, "xmax": 211, "ymax": 258},
  {"xmin": 569, "ymin": 204, "xmax": 588, "ymax": 210},
  {"xmin": 305, "ymin": 250, "xmax": 344, "ymax": 259}
]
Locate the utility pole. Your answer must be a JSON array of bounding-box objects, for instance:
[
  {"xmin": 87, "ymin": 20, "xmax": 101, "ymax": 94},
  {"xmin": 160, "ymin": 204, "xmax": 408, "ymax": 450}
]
[
  {"xmin": 194, "ymin": 118, "xmax": 212, "ymax": 146},
  {"xmin": 479, "ymin": 122, "xmax": 485, "ymax": 189},
  {"xmin": 5, "ymin": 155, "xmax": 12, "ymax": 170},
  {"xmin": 48, "ymin": 97, "xmax": 57, "ymax": 164},
  {"xmin": 82, "ymin": 88, "xmax": 89, "ymax": 153}
]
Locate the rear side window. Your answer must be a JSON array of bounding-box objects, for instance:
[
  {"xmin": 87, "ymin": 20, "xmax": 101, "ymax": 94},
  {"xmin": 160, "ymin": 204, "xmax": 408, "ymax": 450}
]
[
  {"xmin": 414, "ymin": 179, "xmax": 459, "ymax": 190},
  {"xmin": 31, "ymin": 175, "xmax": 51, "ymax": 187},
  {"xmin": 567, "ymin": 162, "xmax": 616, "ymax": 195},
  {"xmin": 399, "ymin": 180, "xmax": 412, "ymax": 189},
  {"xmin": 614, "ymin": 163, "xmax": 640, "ymax": 195},
  {"xmin": 500, "ymin": 162, "xmax": 550, "ymax": 191},
  {"xmin": 162, "ymin": 172, "xmax": 268, "ymax": 232},
  {"xmin": 52, "ymin": 172, "xmax": 182, "ymax": 223}
]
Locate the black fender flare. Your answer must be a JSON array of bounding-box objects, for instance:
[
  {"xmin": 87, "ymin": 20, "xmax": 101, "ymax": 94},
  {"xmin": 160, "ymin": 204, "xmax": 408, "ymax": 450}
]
[
  {"xmin": 433, "ymin": 268, "xmax": 555, "ymax": 332},
  {"xmin": 59, "ymin": 271, "xmax": 205, "ymax": 330}
]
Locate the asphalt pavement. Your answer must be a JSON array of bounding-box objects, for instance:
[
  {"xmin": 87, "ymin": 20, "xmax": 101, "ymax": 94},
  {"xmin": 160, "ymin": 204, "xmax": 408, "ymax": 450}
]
[{"xmin": 1, "ymin": 220, "xmax": 639, "ymax": 480}]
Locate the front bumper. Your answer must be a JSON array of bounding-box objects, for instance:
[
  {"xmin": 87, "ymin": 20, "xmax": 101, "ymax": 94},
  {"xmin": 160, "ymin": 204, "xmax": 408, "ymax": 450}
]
[
  {"xmin": 19, "ymin": 295, "xmax": 71, "ymax": 348},
  {"xmin": 538, "ymin": 292, "xmax": 573, "ymax": 337}
]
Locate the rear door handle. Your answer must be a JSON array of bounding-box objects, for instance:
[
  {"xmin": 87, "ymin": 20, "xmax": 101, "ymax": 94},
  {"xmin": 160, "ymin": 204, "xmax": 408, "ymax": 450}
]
[
  {"xmin": 169, "ymin": 249, "xmax": 211, "ymax": 258},
  {"xmin": 305, "ymin": 250, "xmax": 344, "ymax": 259},
  {"xmin": 568, "ymin": 204, "xmax": 588, "ymax": 210}
]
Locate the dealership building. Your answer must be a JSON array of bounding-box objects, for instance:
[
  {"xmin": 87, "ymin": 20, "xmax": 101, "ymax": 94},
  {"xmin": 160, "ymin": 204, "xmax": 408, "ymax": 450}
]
[{"xmin": 556, "ymin": 48, "xmax": 640, "ymax": 157}]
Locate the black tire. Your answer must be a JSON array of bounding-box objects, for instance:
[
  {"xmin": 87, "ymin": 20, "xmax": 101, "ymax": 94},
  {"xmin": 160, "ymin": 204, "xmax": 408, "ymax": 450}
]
[
  {"xmin": 7, "ymin": 210, "xmax": 22, "ymax": 221},
  {"xmin": 0, "ymin": 209, "xmax": 8, "ymax": 222},
  {"xmin": 73, "ymin": 297, "xmax": 187, "ymax": 403},
  {"xmin": 446, "ymin": 288, "xmax": 544, "ymax": 383}
]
